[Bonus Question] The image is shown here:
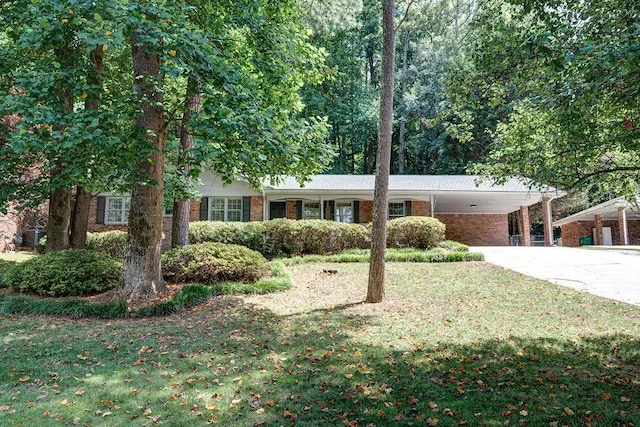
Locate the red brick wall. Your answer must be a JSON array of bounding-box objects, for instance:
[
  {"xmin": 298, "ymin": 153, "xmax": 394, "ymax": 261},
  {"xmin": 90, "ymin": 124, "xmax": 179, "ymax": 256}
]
[
  {"xmin": 250, "ymin": 196, "xmax": 264, "ymax": 221},
  {"xmin": 436, "ymin": 214, "xmax": 509, "ymax": 246},
  {"xmin": 411, "ymin": 200, "xmax": 430, "ymax": 216},
  {"xmin": 358, "ymin": 200, "xmax": 373, "ymax": 223},
  {"xmin": 286, "ymin": 200, "xmax": 298, "ymax": 220},
  {"xmin": 560, "ymin": 220, "xmax": 640, "ymax": 247}
]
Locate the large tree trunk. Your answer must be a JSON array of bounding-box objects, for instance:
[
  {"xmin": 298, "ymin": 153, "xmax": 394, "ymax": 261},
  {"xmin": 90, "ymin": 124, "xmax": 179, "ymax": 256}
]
[
  {"xmin": 120, "ymin": 33, "xmax": 167, "ymax": 300},
  {"xmin": 367, "ymin": 0, "xmax": 395, "ymax": 303},
  {"xmin": 397, "ymin": 29, "xmax": 410, "ymax": 175},
  {"xmin": 70, "ymin": 186, "xmax": 92, "ymax": 248},
  {"xmin": 46, "ymin": 185, "xmax": 72, "ymax": 252},
  {"xmin": 46, "ymin": 45, "xmax": 75, "ymax": 252},
  {"xmin": 171, "ymin": 76, "xmax": 201, "ymax": 248},
  {"xmin": 70, "ymin": 45, "xmax": 104, "ymax": 249}
]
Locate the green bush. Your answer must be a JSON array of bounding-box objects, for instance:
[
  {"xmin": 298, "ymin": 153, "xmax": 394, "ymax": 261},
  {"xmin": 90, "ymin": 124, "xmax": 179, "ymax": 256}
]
[
  {"xmin": 386, "ymin": 216, "xmax": 446, "ymax": 249},
  {"xmin": 0, "ymin": 260, "xmax": 16, "ymax": 287},
  {"xmin": 36, "ymin": 231, "xmax": 127, "ymax": 258},
  {"xmin": 162, "ymin": 242, "xmax": 268, "ymax": 284},
  {"xmin": 188, "ymin": 221, "xmax": 265, "ymax": 251},
  {"xmin": 86, "ymin": 230, "xmax": 128, "ymax": 258},
  {"xmin": 438, "ymin": 240, "xmax": 469, "ymax": 252},
  {"xmin": 189, "ymin": 219, "xmax": 369, "ymax": 257},
  {"xmin": 209, "ymin": 260, "xmax": 292, "ymax": 295},
  {"xmin": 2, "ymin": 249, "xmax": 122, "ymax": 297},
  {"xmin": 262, "ymin": 219, "xmax": 369, "ymax": 257}
]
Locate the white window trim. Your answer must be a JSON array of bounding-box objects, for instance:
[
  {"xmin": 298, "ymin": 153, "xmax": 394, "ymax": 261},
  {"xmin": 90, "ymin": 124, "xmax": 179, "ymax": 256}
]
[
  {"xmin": 208, "ymin": 197, "xmax": 243, "ymax": 222},
  {"xmin": 335, "ymin": 201, "xmax": 354, "ymax": 223},
  {"xmin": 302, "ymin": 201, "xmax": 321, "ymax": 219},
  {"xmin": 388, "ymin": 202, "xmax": 405, "ymax": 219},
  {"xmin": 105, "ymin": 196, "xmax": 130, "ymax": 225}
]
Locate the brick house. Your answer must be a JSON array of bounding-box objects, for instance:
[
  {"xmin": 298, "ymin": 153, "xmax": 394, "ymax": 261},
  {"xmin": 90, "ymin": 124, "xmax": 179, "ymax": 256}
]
[
  {"xmin": 87, "ymin": 171, "xmax": 562, "ymax": 247},
  {"xmin": 553, "ymin": 197, "xmax": 640, "ymax": 247}
]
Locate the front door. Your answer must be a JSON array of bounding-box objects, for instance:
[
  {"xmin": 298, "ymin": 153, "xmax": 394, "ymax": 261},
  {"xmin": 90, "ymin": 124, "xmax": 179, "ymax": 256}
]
[{"xmin": 270, "ymin": 202, "xmax": 286, "ymax": 219}]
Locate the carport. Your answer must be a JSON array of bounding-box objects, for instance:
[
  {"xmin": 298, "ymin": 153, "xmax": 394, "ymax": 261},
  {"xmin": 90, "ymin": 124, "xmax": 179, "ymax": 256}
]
[{"xmin": 553, "ymin": 197, "xmax": 640, "ymax": 247}]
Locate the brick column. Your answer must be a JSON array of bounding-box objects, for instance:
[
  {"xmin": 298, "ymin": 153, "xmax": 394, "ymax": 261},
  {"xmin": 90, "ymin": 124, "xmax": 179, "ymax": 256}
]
[
  {"xmin": 520, "ymin": 206, "xmax": 531, "ymax": 246},
  {"xmin": 542, "ymin": 196, "xmax": 553, "ymax": 246},
  {"xmin": 594, "ymin": 213, "xmax": 604, "ymax": 245},
  {"xmin": 618, "ymin": 206, "xmax": 629, "ymax": 246}
]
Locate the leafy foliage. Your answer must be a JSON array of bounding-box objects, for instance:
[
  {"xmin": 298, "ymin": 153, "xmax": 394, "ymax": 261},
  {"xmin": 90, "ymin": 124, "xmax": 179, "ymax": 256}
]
[
  {"xmin": 386, "ymin": 216, "xmax": 446, "ymax": 249},
  {"xmin": 189, "ymin": 220, "xmax": 370, "ymax": 258},
  {"xmin": 209, "ymin": 260, "xmax": 292, "ymax": 295},
  {"xmin": 162, "ymin": 242, "xmax": 268, "ymax": 284},
  {"xmin": 86, "ymin": 231, "xmax": 128, "ymax": 259},
  {"xmin": 461, "ymin": 0, "xmax": 640, "ymax": 196},
  {"xmin": 2, "ymin": 249, "xmax": 121, "ymax": 297}
]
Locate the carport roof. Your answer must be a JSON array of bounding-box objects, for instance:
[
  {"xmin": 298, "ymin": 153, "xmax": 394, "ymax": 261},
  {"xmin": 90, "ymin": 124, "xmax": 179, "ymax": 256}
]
[
  {"xmin": 553, "ymin": 197, "xmax": 640, "ymax": 226},
  {"xmin": 264, "ymin": 175, "xmax": 564, "ymax": 215}
]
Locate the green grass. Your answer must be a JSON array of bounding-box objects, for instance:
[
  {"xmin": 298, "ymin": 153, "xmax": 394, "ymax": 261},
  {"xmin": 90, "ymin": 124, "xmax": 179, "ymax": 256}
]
[
  {"xmin": 583, "ymin": 246, "xmax": 640, "ymax": 252},
  {"xmin": 1, "ymin": 262, "xmax": 639, "ymax": 426},
  {"xmin": 285, "ymin": 247, "xmax": 484, "ymax": 264},
  {"xmin": 0, "ymin": 252, "xmax": 37, "ymax": 263}
]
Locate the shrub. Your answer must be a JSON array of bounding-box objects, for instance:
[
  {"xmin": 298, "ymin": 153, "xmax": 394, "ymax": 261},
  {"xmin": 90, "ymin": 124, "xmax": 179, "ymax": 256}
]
[
  {"xmin": 263, "ymin": 219, "xmax": 369, "ymax": 257},
  {"xmin": 0, "ymin": 260, "xmax": 16, "ymax": 287},
  {"xmin": 438, "ymin": 240, "xmax": 469, "ymax": 252},
  {"xmin": 86, "ymin": 230, "xmax": 128, "ymax": 258},
  {"xmin": 162, "ymin": 242, "xmax": 268, "ymax": 284},
  {"xmin": 2, "ymin": 249, "xmax": 122, "ymax": 297},
  {"xmin": 386, "ymin": 216, "xmax": 446, "ymax": 249},
  {"xmin": 188, "ymin": 221, "xmax": 265, "ymax": 251},
  {"xmin": 209, "ymin": 260, "xmax": 292, "ymax": 295}
]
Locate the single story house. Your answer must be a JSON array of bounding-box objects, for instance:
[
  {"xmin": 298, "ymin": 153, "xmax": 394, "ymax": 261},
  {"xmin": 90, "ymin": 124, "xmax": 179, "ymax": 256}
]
[
  {"xmin": 553, "ymin": 197, "xmax": 640, "ymax": 246},
  {"xmin": 87, "ymin": 172, "xmax": 563, "ymax": 247}
]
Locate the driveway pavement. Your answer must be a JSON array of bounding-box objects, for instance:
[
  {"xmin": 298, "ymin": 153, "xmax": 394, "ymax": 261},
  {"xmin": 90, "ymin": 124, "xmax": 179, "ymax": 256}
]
[{"xmin": 471, "ymin": 246, "xmax": 640, "ymax": 306}]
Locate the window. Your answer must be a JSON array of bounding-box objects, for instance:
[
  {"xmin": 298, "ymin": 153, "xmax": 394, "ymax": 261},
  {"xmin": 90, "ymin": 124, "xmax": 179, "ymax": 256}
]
[
  {"xmin": 208, "ymin": 197, "xmax": 242, "ymax": 222},
  {"xmin": 388, "ymin": 202, "xmax": 405, "ymax": 219},
  {"xmin": 303, "ymin": 201, "xmax": 321, "ymax": 219},
  {"xmin": 335, "ymin": 202, "xmax": 353, "ymax": 223},
  {"xmin": 106, "ymin": 196, "xmax": 130, "ymax": 224}
]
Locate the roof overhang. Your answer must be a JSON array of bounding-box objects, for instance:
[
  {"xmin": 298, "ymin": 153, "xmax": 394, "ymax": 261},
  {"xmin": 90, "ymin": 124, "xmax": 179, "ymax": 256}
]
[{"xmin": 553, "ymin": 197, "xmax": 640, "ymax": 226}]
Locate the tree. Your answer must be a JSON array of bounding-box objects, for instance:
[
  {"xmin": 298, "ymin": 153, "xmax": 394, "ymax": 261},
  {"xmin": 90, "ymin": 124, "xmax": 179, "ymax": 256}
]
[
  {"xmin": 462, "ymin": 0, "xmax": 640, "ymax": 197},
  {"xmin": 366, "ymin": 0, "xmax": 395, "ymax": 304}
]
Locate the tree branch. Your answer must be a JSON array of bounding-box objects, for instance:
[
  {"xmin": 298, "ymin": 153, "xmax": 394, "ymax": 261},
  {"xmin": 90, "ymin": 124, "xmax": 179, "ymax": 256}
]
[{"xmin": 395, "ymin": 0, "xmax": 416, "ymax": 31}]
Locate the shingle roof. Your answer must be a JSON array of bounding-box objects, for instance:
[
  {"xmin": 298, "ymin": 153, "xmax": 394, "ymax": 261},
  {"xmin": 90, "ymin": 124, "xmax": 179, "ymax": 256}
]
[{"xmin": 266, "ymin": 175, "xmax": 548, "ymax": 193}]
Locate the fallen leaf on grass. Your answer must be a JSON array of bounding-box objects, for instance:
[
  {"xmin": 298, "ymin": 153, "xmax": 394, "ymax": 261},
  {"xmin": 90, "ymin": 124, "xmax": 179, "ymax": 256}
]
[{"xmin": 564, "ymin": 407, "xmax": 574, "ymax": 416}]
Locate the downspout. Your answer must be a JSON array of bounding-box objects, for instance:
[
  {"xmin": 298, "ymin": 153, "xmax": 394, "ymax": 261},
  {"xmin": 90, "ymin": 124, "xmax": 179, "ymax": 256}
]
[{"xmin": 430, "ymin": 195, "xmax": 435, "ymax": 218}]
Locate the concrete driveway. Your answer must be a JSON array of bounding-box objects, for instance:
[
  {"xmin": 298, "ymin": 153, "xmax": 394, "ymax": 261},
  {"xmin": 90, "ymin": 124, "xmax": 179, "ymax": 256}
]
[{"xmin": 472, "ymin": 246, "xmax": 640, "ymax": 306}]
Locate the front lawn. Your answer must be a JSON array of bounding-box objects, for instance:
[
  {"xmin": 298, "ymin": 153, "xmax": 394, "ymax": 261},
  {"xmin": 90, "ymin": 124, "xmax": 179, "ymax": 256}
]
[{"xmin": 1, "ymin": 262, "xmax": 639, "ymax": 426}]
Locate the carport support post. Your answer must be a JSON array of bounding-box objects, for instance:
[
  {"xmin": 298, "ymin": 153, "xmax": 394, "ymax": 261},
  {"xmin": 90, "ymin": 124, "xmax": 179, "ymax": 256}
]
[
  {"xmin": 520, "ymin": 205, "xmax": 531, "ymax": 246},
  {"xmin": 594, "ymin": 213, "xmax": 604, "ymax": 245},
  {"xmin": 542, "ymin": 196, "xmax": 553, "ymax": 246},
  {"xmin": 617, "ymin": 206, "xmax": 629, "ymax": 246}
]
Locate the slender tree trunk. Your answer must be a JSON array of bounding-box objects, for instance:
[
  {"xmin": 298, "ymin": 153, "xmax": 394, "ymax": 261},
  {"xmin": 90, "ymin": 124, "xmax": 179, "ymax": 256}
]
[
  {"xmin": 46, "ymin": 45, "xmax": 75, "ymax": 252},
  {"xmin": 171, "ymin": 76, "xmax": 201, "ymax": 248},
  {"xmin": 70, "ymin": 45, "xmax": 104, "ymax": 249},
  {"xmin": 397, "ymin": 29, "xmax": 410, "ymax": 175},
  {"xmin": 120, "ymin": 33, "xmax": 167, "ymax": 300},
  {"xmin": 367, "ymin": 0, "xmax": 395, "ymax": 303}
]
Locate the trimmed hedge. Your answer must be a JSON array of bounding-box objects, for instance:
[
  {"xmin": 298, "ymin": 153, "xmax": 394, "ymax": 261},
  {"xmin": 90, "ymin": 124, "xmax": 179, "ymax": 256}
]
[
  {"xmin": 133, "ymin": 284, "xmax": 213, "ymax": 317},
  {"xmin": 386, "ymin": 216, "xmax": 446, "ymax": 249},
  {"xmin": 87, "ymin": 230, "xmax": 128, "ymax": 258},
  {"xmin": 2, "ymin": 249, "xmax": 122, "ymax": 297},
  {"xmin": 189, "ymin": 219, "xmax": 369, "ymax": 257},
  {"xmin": 162, "ymin": 242, "xmax": 268, "ymax": 284}
]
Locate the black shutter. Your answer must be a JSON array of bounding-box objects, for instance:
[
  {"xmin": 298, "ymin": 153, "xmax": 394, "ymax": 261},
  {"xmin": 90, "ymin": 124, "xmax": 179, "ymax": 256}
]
[
  {"xmin": 242, "ymin": 196, "xmax": 251, "ymax": 222},
  {"xmin": 296, "ymin": 200, "xmax": 303, "ymax": 219},
  {"xmin": 328, "ymin": 200, "xmax": 335, "ymax": 221},
  {"xmin": 353, "ymin": 201, "xmax": 360, "ymax": 223},
  {"xmin": 200, "ymin": 197, "xmax": 208, "ymax": 220},
  {"xmin": 96, "ymin": 196, "xmax": 106, "ymax": 224},
  {"xmin": 405, "ymin": 200, "xmax": 412, "ymax": 216}
]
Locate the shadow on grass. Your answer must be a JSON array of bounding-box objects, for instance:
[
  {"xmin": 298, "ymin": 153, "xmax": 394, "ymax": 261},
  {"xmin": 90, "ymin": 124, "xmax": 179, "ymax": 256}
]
[{"xmin": 0, "ymin": 296, "xmax": 638, "ymax": 426}]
